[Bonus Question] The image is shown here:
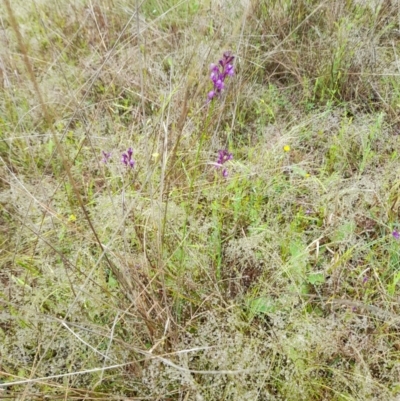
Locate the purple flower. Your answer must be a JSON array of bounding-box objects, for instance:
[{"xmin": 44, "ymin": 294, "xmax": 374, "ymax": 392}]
[
  {"xmin": 215, "ymin": 149, "xmax": 233, "ymax": 178},
  {"xmin": 102, "ymin": 151, "xmax": 112, "ymax": 163},
  {"xmin": 392, "ymin": 230, "xmax": 400, "ymax": 240},
  {"xmin": 216, "ymin": 149, "xmax": 233, "ymax": 165},
  {"xmin": 225, "ymin": 64, "xmax": 234, "ymax": 76},
  {"xmin": 215, "ymin": 79, "xmax": 224, "ymax": 91},
  {"xmin": 208, "ymin": 90, "xmax": 216, "ymax": 100},
  {"xmin": 121, "ymin": 147, "xmax": 135, "ymax": 168},
  {"xmin": 208, "ymin": 51, "xmax": 235, "ymax": 101}
]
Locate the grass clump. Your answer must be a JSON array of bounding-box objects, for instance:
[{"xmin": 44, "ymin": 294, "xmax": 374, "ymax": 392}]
[{"xmin": 1, "ymin": 0, "xmax": 400, "ymax": 400}]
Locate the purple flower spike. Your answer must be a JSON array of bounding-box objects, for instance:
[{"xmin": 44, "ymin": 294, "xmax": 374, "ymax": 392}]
[
  {"xmin": 392, "ymin": 230, "xmax": 400, "ymax": 240},
  {"xmin": 207, "ymin": 51, "xmax": 235, "ymax": 101},
  {"xmin": 121, "ymin": 147, "xmax": 135, "ymax": 168},
  {"xmin": 215, "ymin": 149, "xmax": 233, "ymax": 177},
  {"xmin": 102, "ymin": 151, "xmax": 112, "ymax": 163}
]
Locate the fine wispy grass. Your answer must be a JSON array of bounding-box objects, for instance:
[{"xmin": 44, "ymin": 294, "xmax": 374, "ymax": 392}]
[{"xmin": 1, "ymin": 0, "xmax": 400, "ymax": 400}]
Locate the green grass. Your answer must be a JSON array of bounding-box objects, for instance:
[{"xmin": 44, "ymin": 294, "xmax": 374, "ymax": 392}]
[{"xmin": 1, "ymin": 0, "xmax": 400, "ymax": 400}]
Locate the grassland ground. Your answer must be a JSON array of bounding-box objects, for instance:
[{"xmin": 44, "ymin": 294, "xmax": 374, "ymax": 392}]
[{"xmin": 1, "ymin": 0, "xmax": 400, "ymax": 400}]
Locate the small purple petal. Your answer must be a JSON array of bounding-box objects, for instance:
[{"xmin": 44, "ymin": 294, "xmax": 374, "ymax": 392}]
[
  {"xmin": 102, "ymin": 151, "xmax": 111, "ymax": 163},
  {"xmin": 222, "ymin": 169, "xmax": 228, "ymax": 178},
  {"xmin": 225, "ymin": 64, "xmax": 234, "ymax": 76},
  {"xmin": 215, "ymin": 79, "xmax": 224, "ymax": 91},
  {"xmin": 223, "ymin": 51, "xmax": 234, "ymax": 63},
  {"xmin": 393, "ymin": 230, "xmax": 400, "ymax": 240}
]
